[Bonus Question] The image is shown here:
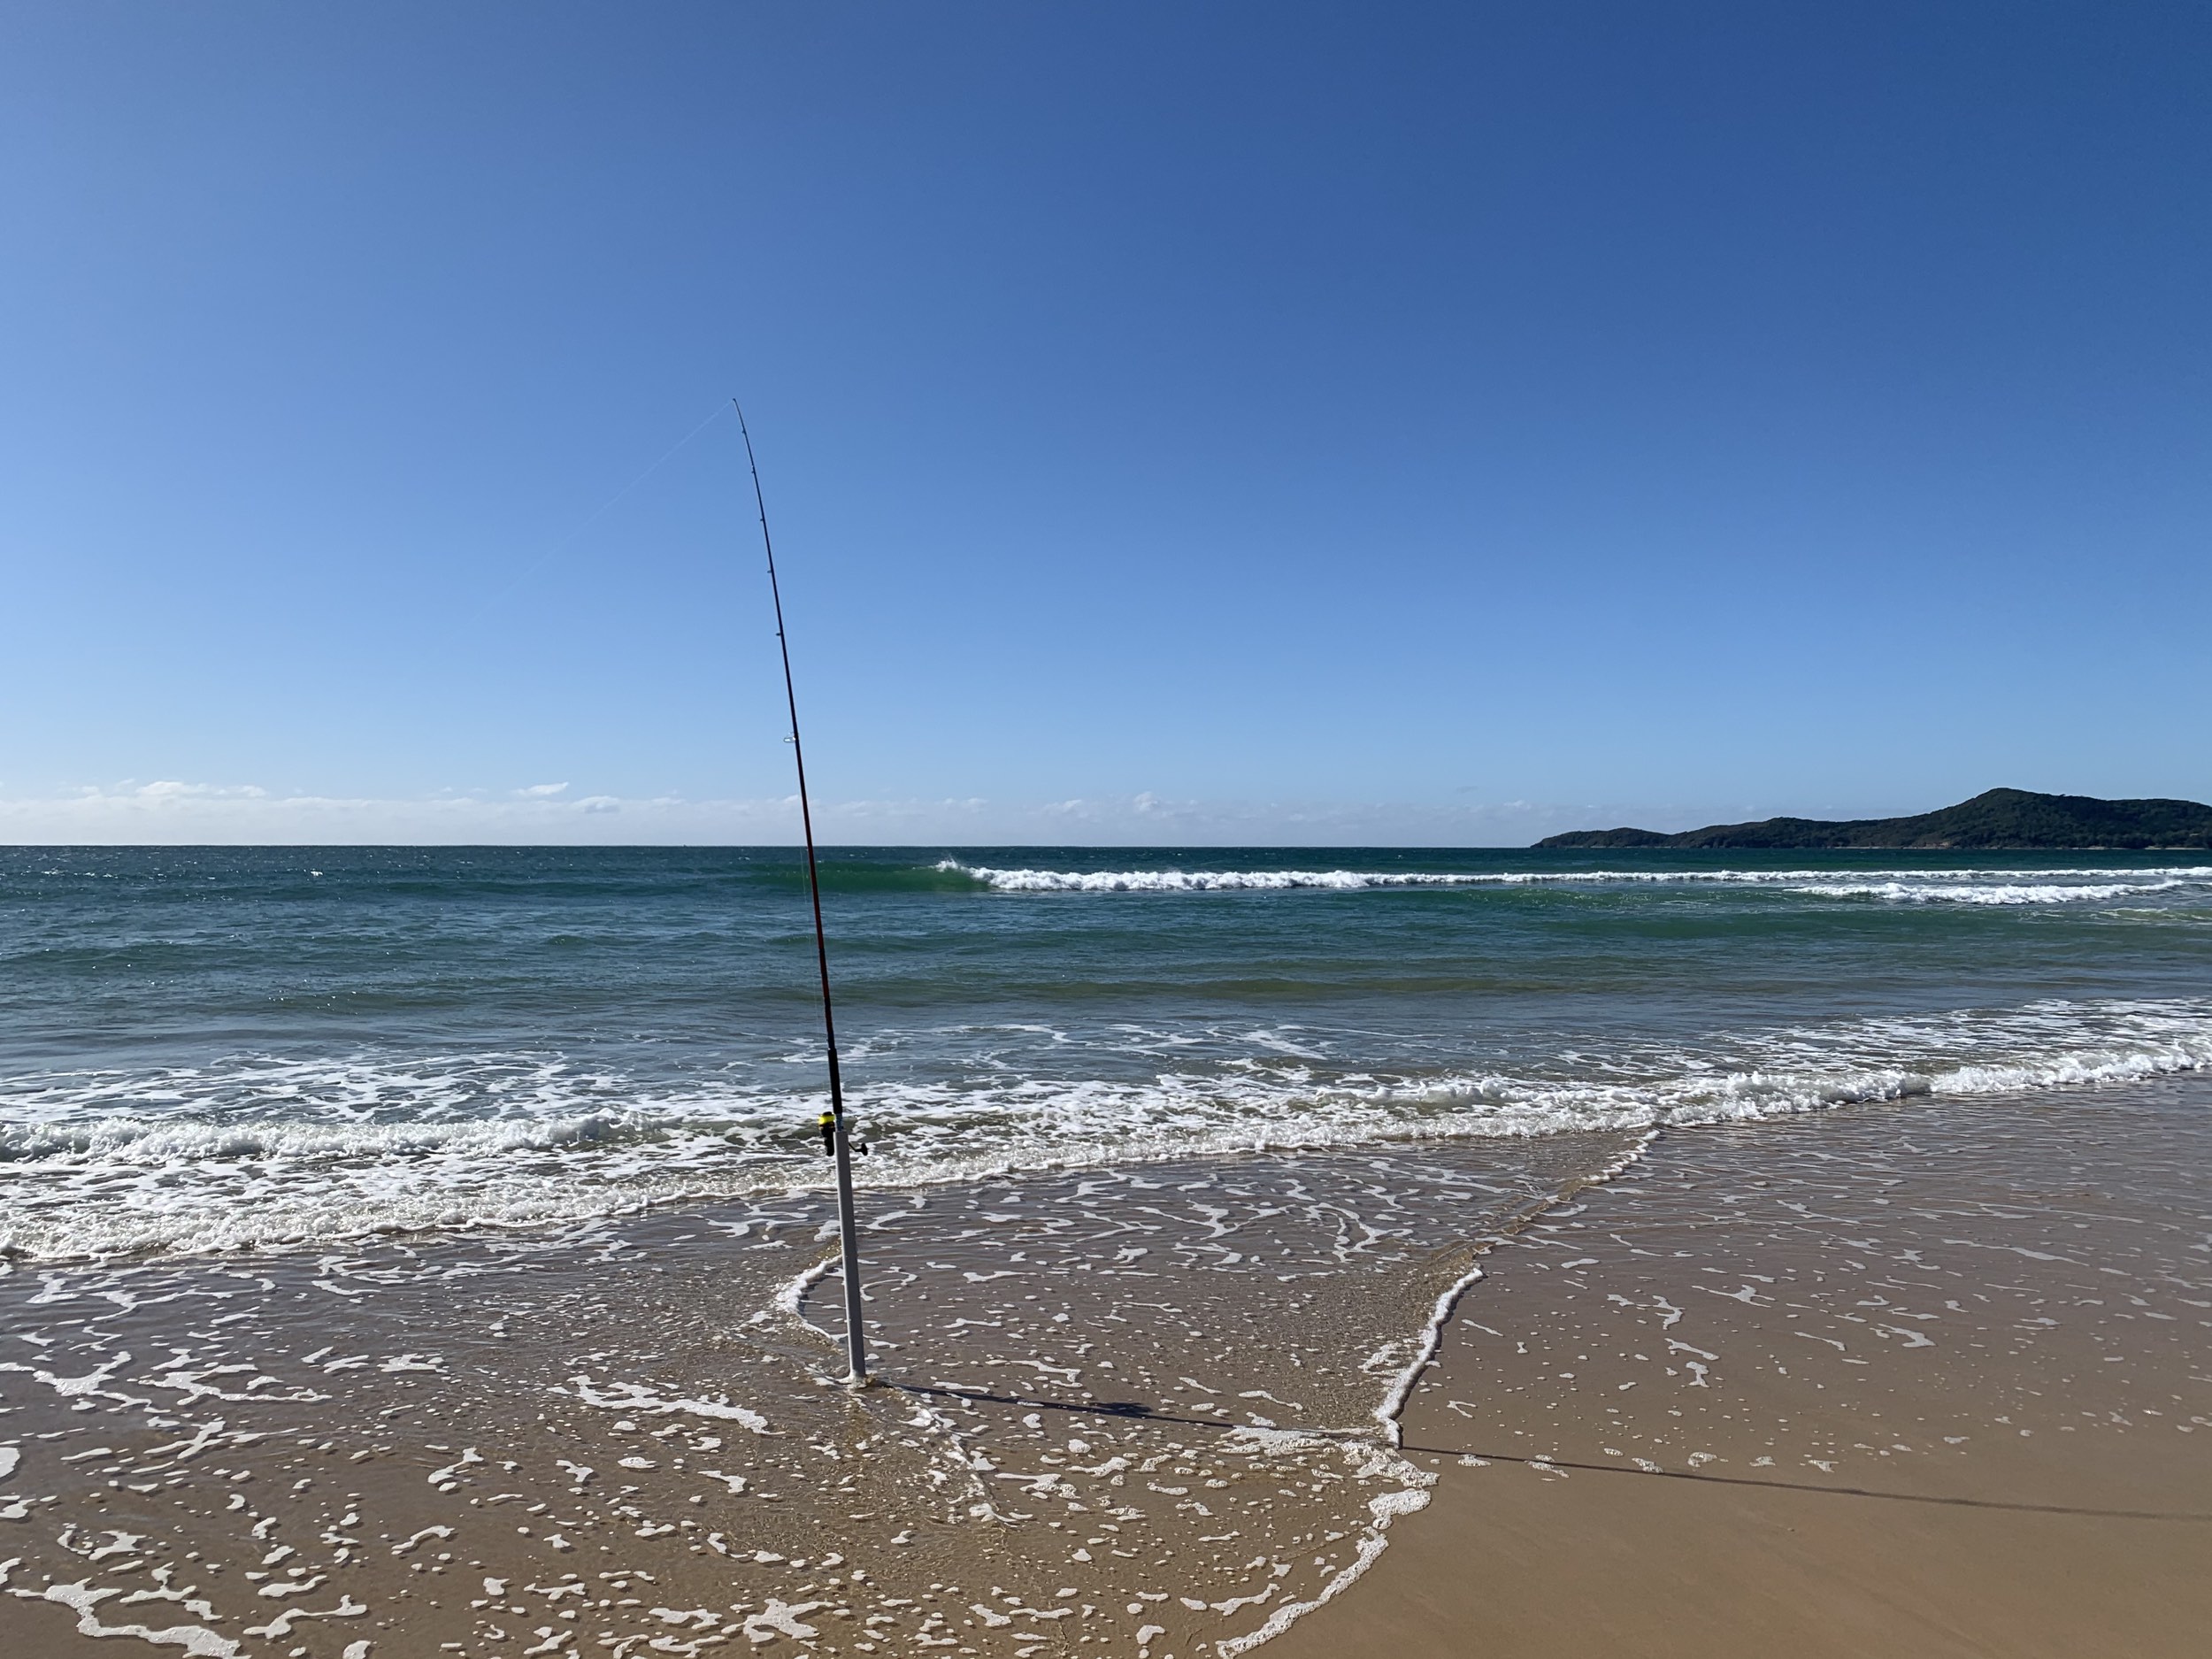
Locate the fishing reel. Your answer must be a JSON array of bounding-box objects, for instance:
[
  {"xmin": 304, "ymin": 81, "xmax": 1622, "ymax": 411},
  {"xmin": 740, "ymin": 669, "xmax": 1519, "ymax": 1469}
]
[{"xmin": 817, "ymin": 1110, "xmax": 870, "ymax": 1158}]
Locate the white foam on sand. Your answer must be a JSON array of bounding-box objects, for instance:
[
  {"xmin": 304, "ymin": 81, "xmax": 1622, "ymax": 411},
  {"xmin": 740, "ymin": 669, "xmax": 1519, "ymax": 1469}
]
[
  {"xmin": 553, "ymin": 1376, "xmax": 773, "ymax": 1434},
  {"xmin": 1211, "ymin": 1129, "xmax": 1667, "ymax": 1656},
  {"xmin": 1368, "ymin": 1128, "xmax": 1661, "ymax": 1446},
  {"xmin": 1210, "ymin": 1438, "xmax": 1438, "ymax": 1659},
  {"xmin": 16, "ymin": 1581, "xmax": 242, "ymax": 1657}
]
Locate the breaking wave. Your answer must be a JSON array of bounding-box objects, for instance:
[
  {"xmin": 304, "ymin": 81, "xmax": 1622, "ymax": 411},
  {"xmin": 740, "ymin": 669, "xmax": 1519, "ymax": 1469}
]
[
  {"xmin": 1787, "ymin": 880, "xmax": 2177, "ymax": 905},
  {"xmin": 942, "ymin": 861, "xmax": 2212, "ymax": 902},
  {"xmin": 4, "ymin": 998, "xmax": 2208, "ymax": 1263}
]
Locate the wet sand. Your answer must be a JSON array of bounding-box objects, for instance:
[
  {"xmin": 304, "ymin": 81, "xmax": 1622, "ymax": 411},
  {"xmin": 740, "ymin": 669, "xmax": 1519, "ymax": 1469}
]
[
  {"xmin": 1270, "ymin": 1076, "xmax": 2212, "ymax": 1658},
  {"xmin": 5, "ymin": 1079, "xmax": 2207, "ymax": 1657},
  {"xmin": 0, "ymin": 1136, "xmax": 1632, "ymax": 1657}
]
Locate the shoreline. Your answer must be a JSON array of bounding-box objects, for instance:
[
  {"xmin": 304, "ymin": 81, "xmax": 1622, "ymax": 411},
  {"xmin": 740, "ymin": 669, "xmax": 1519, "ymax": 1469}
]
[
  {"xmin": 15, "ymin": 1028, "xmax": 2208, "ymax": 1268},
  {"xmin": 4, "ymin": 1075, "xmax": 2208, "ymax": 1656}
]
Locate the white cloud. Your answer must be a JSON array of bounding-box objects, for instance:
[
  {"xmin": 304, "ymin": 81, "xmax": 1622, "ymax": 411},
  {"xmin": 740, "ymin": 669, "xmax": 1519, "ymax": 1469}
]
[
  {"xmin": 0, "ymin": 781, "xmax": 776, "ymax": 845},
  {"xmin": 115, "ymin": 780, "xmax": 269, "ymax": 800},
  {"xmin": 0, "ymin": 782, "xmax": 1648, "ymax": 846}
]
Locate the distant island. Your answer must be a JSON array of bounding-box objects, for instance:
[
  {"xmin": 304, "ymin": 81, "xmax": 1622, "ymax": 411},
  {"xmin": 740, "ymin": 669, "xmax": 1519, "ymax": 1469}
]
[{"xmin": 1535, "ymin": 787, "xmax": 2212, "ymax": 850}]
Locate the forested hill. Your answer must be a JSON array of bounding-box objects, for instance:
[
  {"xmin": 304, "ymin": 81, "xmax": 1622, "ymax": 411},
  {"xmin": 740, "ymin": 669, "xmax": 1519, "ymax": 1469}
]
[{"xmin": 1534, "ymin": 788, "xmax": 2212, "ymax": 850}]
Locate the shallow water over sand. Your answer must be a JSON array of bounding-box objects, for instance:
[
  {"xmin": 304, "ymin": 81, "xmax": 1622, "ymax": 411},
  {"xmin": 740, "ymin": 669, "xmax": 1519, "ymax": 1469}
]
[{"xmin": 0, "ymin": 1133, "xmax": 1633, "ymax": 1657}]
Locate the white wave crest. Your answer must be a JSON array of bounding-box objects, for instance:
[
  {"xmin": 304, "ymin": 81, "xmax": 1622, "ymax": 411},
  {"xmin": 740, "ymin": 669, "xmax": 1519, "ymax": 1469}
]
[
  {"xmin": 1787, "ymin": 880, "xmax": 2177, "ymax": 905},
  {"xmin": 943, "ymin": 861, "xmax": 2212, "ymax": 901},
  {"xmin": 0, "ymin": 1110, "xmax": 628, "ymax": 1164},
  {"xmin": 942, "ymin": 864, "xmax": 1486, "ymax": 892}
]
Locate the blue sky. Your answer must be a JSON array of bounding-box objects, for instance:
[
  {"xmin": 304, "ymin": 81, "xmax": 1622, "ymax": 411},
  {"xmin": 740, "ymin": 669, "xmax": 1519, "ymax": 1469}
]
[{"xmin": 3, "ymin": 2, "xmax": 2206, "ymax": 844}]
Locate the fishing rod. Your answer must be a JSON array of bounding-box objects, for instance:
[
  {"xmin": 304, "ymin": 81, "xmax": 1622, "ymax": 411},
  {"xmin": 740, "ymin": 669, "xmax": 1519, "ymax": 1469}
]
[{"xmin": 735, "ymin": 398, "xmax": 869, "ymax": 1384}]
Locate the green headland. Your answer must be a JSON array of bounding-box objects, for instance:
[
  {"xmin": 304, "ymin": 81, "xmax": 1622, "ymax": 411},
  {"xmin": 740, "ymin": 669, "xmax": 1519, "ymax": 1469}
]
[{"xmin": 1535, "ymin": 787, "xmax": 2212, "ymax": 850}]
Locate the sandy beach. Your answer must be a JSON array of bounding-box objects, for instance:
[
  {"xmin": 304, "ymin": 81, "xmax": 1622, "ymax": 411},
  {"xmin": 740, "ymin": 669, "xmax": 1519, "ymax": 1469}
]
[
  {"xmin": 1271, "ymin": 1075, "xmax": 2212, "ymax": 1658},
  {"xmin": 6, "ymin": 1077, "xmax": 2206, "ymax": 1656}
]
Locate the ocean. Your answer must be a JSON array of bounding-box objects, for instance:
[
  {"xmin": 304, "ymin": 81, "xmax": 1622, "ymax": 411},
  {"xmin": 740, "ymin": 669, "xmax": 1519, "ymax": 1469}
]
[
  {"xmin": 5, "ymin": 843, "xmax": 2208, "ymax": 1263},
  {"xmin": 3, "ymin": 842, "xmax": 2208, "ymax": 1656}
]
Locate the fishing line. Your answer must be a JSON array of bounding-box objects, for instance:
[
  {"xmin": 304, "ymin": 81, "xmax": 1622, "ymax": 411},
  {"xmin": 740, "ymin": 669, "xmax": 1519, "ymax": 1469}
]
[{"xmin": 473, "ymin": 401, "xmax": 731, "ymax": 618}]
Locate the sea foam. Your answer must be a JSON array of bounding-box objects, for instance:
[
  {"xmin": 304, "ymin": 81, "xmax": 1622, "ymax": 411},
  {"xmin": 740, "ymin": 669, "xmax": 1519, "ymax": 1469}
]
[{"xmin": 5, "ymin": 998, "xmax": 2208, "ymax": 1263}]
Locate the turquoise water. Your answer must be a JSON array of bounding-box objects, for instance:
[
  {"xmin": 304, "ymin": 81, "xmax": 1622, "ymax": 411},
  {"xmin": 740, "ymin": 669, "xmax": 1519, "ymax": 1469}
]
[{"xmin": 3, "ymin": 844, "xmax": 2208, "ymax": 1258}]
